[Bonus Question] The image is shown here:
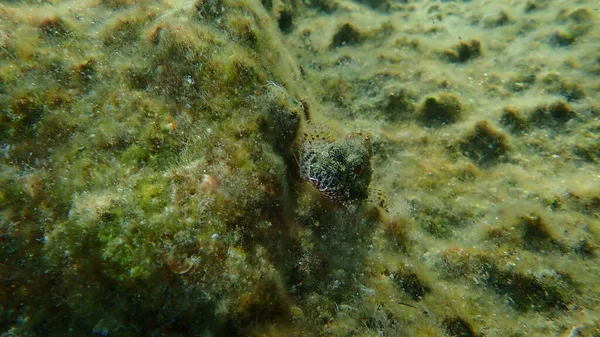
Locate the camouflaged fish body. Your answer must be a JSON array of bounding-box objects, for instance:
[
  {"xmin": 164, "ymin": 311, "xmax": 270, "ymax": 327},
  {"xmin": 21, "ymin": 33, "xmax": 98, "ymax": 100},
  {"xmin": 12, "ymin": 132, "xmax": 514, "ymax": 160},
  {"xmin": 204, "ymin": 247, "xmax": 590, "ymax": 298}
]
[
  {"xmin": 297, "ymin": 124, "xmax": 373, "ymax": 203},
  {"xmin": 261, "ymin": 81, "xmax": 383, "ymax": 207}
]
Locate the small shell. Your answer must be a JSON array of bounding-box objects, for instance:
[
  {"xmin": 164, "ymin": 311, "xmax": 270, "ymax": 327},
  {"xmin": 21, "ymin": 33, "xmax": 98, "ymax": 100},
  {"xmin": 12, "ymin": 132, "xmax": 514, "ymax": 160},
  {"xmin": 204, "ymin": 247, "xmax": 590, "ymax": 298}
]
[
  {"xmin": 200, "ymin": 174, "xmax": 219, "ymax": 192},
  {"xmin": 165, "ymin": 253, "xmax": 198, "ymax": 274}
]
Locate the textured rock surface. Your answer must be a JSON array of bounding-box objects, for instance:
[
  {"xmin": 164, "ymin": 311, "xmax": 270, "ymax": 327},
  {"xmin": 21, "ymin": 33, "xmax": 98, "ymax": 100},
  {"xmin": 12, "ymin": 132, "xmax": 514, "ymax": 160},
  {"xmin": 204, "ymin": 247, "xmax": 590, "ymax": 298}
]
[{"xmin": 1, "ymin": 0, "xmax": 599, "ymax": 336}]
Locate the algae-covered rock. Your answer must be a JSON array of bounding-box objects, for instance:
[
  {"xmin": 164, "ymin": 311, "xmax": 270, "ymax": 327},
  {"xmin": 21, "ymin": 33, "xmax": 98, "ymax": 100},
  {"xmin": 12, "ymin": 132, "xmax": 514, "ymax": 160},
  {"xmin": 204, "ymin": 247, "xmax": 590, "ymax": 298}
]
[
  {"xmin": 3, "ymin": 0, "xmax": 600, "ymax": 336},
  {"xmin": 419, "ymin": 92, "xmax": 463, "ymax": 126},
  {"xmin": 442, "ymin": 39, "xmax": 482, "ymax": 63},
  {"xmin": 330, "ymin": 23, "xmax": 365, "ymax": 48},
  {"xmin": 500, "ymin": 105, "xmax": 529, "ymax": 134},
  {"xmin": 540, "ymin": 74, "xmax": 587, "ymax": 102},
  {"xmin": 550, "ymin": 29, "xmax": 576, "ymax": 46},
  {"xmin": 254, "ymin": 81, "xmax": 303, "ymax": 153},
  {"xmin": 442, "ymin": 317, "xmax": 478, "ymax": 337},
  {"xmin": 0, "ymin": 0, "xmax": 308, "ymax": 334},
  {"xmin": 528, "ymin": 100, "xmax": 576, "ymax": 127},
  {"xmin": 389, "ymin": 265, "xmax": 431, "ymax": 302},
  {"xmin": 381, "ymin": 87, "xmax": 418, "ymax": 122},
  {"xmin": 459, "ymin": 120, "xmax": 509, "ymax": 165},
  {"xmin": 483, "ymin": 9, "xmax": 511, "ymax": 28}
]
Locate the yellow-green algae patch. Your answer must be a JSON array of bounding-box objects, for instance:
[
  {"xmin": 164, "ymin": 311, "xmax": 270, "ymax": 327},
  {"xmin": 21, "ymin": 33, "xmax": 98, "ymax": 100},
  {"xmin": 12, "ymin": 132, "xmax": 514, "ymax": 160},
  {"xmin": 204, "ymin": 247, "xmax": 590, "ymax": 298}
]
[
  {"xmin": 1, "ymin": 0, "xmax": 312, "ymax": 335},
  {"xmin": 1, "ymin": 0, "xmax": 600, "ymax": 337}
]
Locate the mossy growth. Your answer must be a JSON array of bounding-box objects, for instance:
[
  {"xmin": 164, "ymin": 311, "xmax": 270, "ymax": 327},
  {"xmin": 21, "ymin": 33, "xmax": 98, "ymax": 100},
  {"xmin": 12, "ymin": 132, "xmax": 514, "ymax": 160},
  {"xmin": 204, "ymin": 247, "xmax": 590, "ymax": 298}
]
[
  {"xmin": 320, "ymin": 75, "xmax": 354, "ymax": 108},
  {"xmin": 330, "ymin": 23, "xmax": 365, "ymax": 48},
  {"xmin": 380, "ymin": 215, "xmax": 413, "ymax": 252},
  {"xmin": 555, "ymin": 7, "xmax": 596, "ymax": 38},
  {"xmin": 550, "ymin": 29, "xmax": 576, "ymax": 47},
  {"xmin": 38, "ymin": 16, "xmax": 73, "ymax": 38},
  {"xmin": 5, "ymin": 92, "xmax": 46, "ymax": 139},
  {"xmin": 573, "ymin": 139, "xmax": 600, "ymax": 165},
  {"xmin": 381, "ymin": 87, "xmax": 417, "ymax": 122},
  {"xmin": 540, "ymin": 72, "xmax": 586, "ymax": 102},
  {"xmin": 415, "ymin": 200, "xmax": 475, "ymax": 239},
  {"xmin": 254, "ymin": 82, "xmax": 303, "ymax": 153},
  {"xmin": 4, "ymin": 0, "xmax": 599, "ymax": 335},
  {"xmin": 528, "ymin": 100, "xmax": 576, "ymax": 128},
  {"xmin": 101, "ymin": 0, "xmax": 138, "ymax": 9},
  {"xmin": 564, "ymin": 8, "xmax": 595, "ymax": 24},
  {"xmin": 144, "ymin": 24, "xmax": 233, "ymax": 108},
  {"xmin": 276, "ymin": 8, "xmax": 294, "ymax": 34},
  {"xmin": 458, "ymin": 120, "xmax": 509, "ymax": 166},
  {"xmin": 499, "ymin": 105, "xmax": 529, "ymax": 134},
  {"xmin": 488, "ymin": 267, "xmax": 569, "ymax": 312},
  {"xmin": 355, "ymin": 0, "xmax": 390, "ymax": 11},
  {"xmin": 418, "ymin": 92, "xmax": 463, "ymax": 126},
  {"xmin": 483, "ymin": 10, "xmax": 511, "ymax": 28},
  {"xmin": 524, "ymin": 0, "xmax": 547, "ymax": 13},
  {"xmin": 440, "ymin": 248, "xmax": 572, "ymax": 312},
  {"xmin": 507, "ymin": 65, "xmax": 539, "ymax": 92},
  {"xmin": 195, "ymin": 0, "xmax": 225, "ymax": 20},
  {"xmin": 0, "ymin": 0, "xmax": 323, "ymax": 333},
  {"xmin": 304, "ymin": 0, "xmax": 338, "ymax": 13},
  {"xmin": 442, "ymin": 316, "xmax": 478, "ymax": 337},
  {"xmin": 71, "ymin": 58, "xmax": 97, "ymax": 87},
  {"xmin": 442, "ymin": 39, "xmax": 482, "ymax": 63},
  {"xmin": 516, "ymin": 213, "xmax": 567, "ymax": 253},
  {"xmin": 222, "ymin": 13, "xmax": 262, "ymax": 50},
  {"xmin": 389, "ymin": 266, "xmax": 431, "ymax": 301},
  {"xmin": 102, "ymin": 16, "xmax": 147, "ymax": 49}
]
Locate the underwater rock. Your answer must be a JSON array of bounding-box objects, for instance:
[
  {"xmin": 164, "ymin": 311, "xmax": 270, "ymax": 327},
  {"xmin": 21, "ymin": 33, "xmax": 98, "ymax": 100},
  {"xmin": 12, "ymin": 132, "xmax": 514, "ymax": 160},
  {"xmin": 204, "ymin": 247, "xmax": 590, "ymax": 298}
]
[
  {"xmin": 483, "ymin": 10, "xmax": 511, "ymax": 28},
  {"xmin": 500, "ymin": 106, "xmax": 529, "ymax": 134},
  {"xmin": 459, "ymin": 120, "xmax": 509, "ymax": 166},
  {"xmin": 573, "ymin": 140, "xmax": 600, "ymax": 165},
  {"xmin": 517, "ymin": 213, "xmax": 567, "ymax": 253},
  {"xmin": 550, "ymin": 8, "xmax": 595, "ymax": 47},
  {"xmin": 277, "ymin": 9, "xmax": 294, "ymax": 34},
  {"xmin": 419, "ymin": 92, "xmax": 463, "ymax": 126},
  {"xmin": 92, "ymin": 318, "xmax": 120, "ymax": 337},
  {"xmin": 195, "ymin": 0, "xmax": 225, "ymax": 20},
  {"xmin": 297, "ymin": 126, "xmax": 372, "ymax": 203},
  {"xmin": 331, "ymin": 23, "xmax": 364, "ymax": 48},
  {"xmin": 550, "ymin": 30, "xmax": 576, "ymax": 47},
  {"xmin": 382, "ymin": 87, "xmax": 417, "ymax": 122},
  {"xmin": 542, "ymin": 73, "xmax": 587, "ymax": 102},
  {"xmin": 490, "ymin": 268, "xmax": 569, "ymax": 312},
  {"xmin": 529, "ymin": 100, "xmax": 576, "ymax": 127},
  {"xmin": 442, "ymin": 39, "xmax": 482, "ymax": 63},
  {"xmin": 442, "ymin": 316, "xmax": 477, "ymax": 337},
  {"xmin": 393, "ymin": 271, "xmax": 431, "ymax": 301},
  {"xmin": 441, "ymin": 248, "xmax": 571, "ymax": 312},
  {"xmin": 355, "ymin": 0, "xmax": 390, "ymax": 11},
  {"xmin": 38, "ymin": 17, "xmax": 72, "ymax": 38},
  {"xmin": 557, "ymin": 7, "xmax": 595, "ymax": 24},
  {"xmin": 255, "ymin": 82, "xmax": 303, "ymax": 153},
  {"xmin": 524, "ymin": 0, "xmax": 547, "ymax": 13},
  {"xmin": 507, "ymin": 65, "xmax": 539, "ymax": 92}
]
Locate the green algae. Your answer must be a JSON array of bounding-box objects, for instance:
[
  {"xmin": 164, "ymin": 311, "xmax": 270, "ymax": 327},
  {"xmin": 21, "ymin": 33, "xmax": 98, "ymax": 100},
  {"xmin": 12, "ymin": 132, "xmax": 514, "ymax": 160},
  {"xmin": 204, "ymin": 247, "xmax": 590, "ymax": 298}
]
[{"xmin": 1, "ymin": 0, "xmax": 600, "ymax": 336}]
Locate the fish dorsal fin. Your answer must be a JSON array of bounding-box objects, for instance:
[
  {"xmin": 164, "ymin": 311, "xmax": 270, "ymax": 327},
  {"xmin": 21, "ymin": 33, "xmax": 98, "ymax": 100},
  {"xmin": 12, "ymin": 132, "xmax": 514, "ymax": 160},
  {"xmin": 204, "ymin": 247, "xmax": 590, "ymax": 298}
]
[
  {"xmin": 301, "ymin": 122, "xmax": 337, "ymax": 144},
  {"xmin": 368, "ymin": 188, "xmax": 389, "ymax": 213}
]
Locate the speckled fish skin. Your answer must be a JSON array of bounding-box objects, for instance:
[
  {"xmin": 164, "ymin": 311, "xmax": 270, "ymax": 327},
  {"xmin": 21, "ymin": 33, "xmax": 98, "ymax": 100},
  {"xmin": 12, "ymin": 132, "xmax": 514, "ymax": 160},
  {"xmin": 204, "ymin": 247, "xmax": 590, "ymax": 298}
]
[{"xmin": 298, "ymin": 131, "xmax": 373, "ymax": 203}]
